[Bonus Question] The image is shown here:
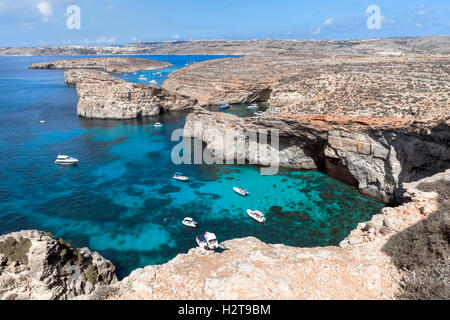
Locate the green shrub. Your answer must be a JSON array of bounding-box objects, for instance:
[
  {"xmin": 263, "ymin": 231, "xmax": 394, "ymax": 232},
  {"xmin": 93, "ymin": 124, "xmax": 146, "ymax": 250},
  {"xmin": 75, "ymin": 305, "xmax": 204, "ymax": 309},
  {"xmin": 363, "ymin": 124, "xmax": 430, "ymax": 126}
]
[
  {"xmin": 85, "ymin": 265, "xmax": 99, "ymax": 285},
  {"xmin": 44, "ymin": 232, "xmax": 54, "ymax": 239},
  {"xmin": 382, "ymin": 179, "xmax": 450, "ymax": 300},
  {"xmin": 0, "ymin": 237, "xmax": 32, "ymax": 264}
]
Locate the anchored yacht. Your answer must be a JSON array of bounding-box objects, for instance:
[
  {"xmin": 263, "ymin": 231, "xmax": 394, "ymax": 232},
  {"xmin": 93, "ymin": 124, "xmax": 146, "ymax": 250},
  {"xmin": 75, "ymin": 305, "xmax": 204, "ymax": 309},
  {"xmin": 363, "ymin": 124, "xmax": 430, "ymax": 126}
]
[
  {"xmin": 233, "ymin": 187, "xmax": 249, "ymax": 196},
  {"xmin": 173, "ymin": 172, "xmax": 189, "ymax": 181},
  {"xmin": 55, "ymin": 155, "xmax": 78, "ymax": 165},
  {"xmin": 196, "ymin": 232, "xmax": 219, "ymax": 250},
  {"xmin": 247, "ymin": 209, "xmax": 266, "ymax": 223},
  {"xmin": 182, "ymin": 217, "xmax": 198, "ymax": 228}
]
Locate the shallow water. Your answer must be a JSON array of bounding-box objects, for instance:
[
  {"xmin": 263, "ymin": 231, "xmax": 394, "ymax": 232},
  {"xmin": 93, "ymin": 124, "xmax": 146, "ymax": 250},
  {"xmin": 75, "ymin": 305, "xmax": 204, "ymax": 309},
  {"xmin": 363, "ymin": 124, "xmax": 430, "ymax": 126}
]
[{"xmin": 0, "ymin": 56, "xmax": 384, "ymax": 278}]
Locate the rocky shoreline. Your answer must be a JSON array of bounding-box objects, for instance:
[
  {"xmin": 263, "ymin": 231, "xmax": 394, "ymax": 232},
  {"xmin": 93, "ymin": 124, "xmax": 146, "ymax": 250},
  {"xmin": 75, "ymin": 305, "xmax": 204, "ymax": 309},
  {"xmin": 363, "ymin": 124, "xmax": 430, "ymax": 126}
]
[
  {"xmin": 30, "ymin": 57, "xmax": 197, "ymax": 119},
  {"xmin": 1, "ymin": 170, "xmax": 447, "ymax": 300},
  {"xmin": 29, "ymin": 57, "xmax": 172, "ymax": 74},
  {"xmin": 69, "ymin": 69, "xmax": 197, "ymax": 119},
  {"xmin": 184, "ymin": 108, "xmax": 449, "ymax": 202}
]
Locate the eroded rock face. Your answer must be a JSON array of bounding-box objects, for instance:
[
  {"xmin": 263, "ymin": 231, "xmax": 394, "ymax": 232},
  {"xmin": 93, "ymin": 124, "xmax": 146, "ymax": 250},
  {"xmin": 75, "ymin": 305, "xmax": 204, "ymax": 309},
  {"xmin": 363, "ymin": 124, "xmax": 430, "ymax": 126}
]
[
  {"xmin": 29, "ymin": 57, "xmax": 172, "ymax": 74},
  {"xmin": 110, "ymin": 171, "xmax": 448, "ymax": 300},
  {"xmin": 0, "ymin": 230, "xmax": 117, "ymax": 300},
  {"xmin": 184, "ymin": 109, "xmax": 450, "ymax": 202},
  {"xmin": 70, "ymin": 70, "xmax": 197, "ymax": 119}
]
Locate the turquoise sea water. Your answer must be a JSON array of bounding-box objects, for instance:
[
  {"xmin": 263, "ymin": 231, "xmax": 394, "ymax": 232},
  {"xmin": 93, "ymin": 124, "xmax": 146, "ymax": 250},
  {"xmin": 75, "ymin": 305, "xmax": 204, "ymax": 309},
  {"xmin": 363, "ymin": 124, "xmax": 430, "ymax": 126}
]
[{"xmin": 0, "ymin": 56, "xmax": 384, "ymax": 278}]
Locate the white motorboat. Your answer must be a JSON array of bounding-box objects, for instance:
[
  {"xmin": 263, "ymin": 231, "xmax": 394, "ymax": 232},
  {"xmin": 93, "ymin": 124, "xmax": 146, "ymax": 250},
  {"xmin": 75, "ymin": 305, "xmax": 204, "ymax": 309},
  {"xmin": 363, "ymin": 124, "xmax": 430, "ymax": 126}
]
[
  {"xmin": 233, "ymin": 187, "xmax": 249, "ymax": 196},
  {"xmin": 254, "ymin": 112, "xmax": 263, "ymax": 117},
  {"xmin": 55, "ymin": 155, "xmax": 79, "ymax": 165},
  {"xmin": 40, "ymin": 120, "xmax": 46, "ymax": 124},
  {"xmin": 247, "ymin": 209, "xmax": 266, "ymax": 223},
  {"xmin": 148, "ymin": 80, "xmax": 158, "ymax": 85},
  {"xmin": 182, "ymin": 217, "xmax": 198, "ymax": 228},
  {"xmin": 138, "ymin": 75, "xmax": 147, "ymax": 81},
  {"xmin": 247, "ymin": 103, "xmax": 258, "ymax": 110},
  {"xmin": 154, "ymin": 122, "xmax": 163, "ymax": 127},
  {"xmin": 173, "ymin": 172, "xmax": 189, "ymax": 181},
  {"xmin": 196, "ymin": 232, "xmax": 219, "ymax": 250}
]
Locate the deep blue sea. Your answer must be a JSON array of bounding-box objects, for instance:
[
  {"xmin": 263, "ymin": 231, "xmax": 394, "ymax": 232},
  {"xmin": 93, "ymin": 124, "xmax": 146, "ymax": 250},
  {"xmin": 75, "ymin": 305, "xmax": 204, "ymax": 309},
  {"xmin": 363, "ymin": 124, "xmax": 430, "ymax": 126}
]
[{"xmin": 0, "ymin": 55, "xmax": 384, "ymax": 278}]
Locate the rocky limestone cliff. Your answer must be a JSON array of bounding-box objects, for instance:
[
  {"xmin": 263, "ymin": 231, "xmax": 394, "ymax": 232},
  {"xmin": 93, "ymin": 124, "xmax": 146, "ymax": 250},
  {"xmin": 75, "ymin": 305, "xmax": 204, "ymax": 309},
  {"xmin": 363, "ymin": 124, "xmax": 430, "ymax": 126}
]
[
  {"xmin": 0, "ymin": 230, "xmax": 117, "ymax": 300},
  {"xmin": 110, "ymin": 170, "xmax": 447, "ymax": 300},
  {"xmin": 184, "ymin": 109, "xmax": 449, "ymax": 202},
  {"xmin": 68, "ymin": 70, "xmax": 197, "ymax": 119},
  {"xmin": 29, "ymin": 57, "xmax": 172, "ymax": 74}
]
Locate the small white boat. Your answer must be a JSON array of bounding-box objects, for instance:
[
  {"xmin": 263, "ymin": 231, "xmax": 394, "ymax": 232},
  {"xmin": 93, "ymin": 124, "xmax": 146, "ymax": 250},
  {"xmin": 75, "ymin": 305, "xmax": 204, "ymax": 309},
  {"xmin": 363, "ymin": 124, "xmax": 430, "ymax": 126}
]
[
  {"xmin": 247, "ymin": 104, "xmax": 258, "ymax": 110},
  {"xmin": 182, "ymin": 217, "xmax": 198, "ymax": 228},
  {"xmin": 173, "ymin": 172, "xmax": 189, "ymax": 181},
  {"xmin": 254, "ymin": 112, "xmax": 263, "ymax": 117},
  {"xmin": 40, "ymin": 120, "xmax": 46, "ymax": 124},
  {"xmin": 196, "ymin": 232, "xmax": 219, "ymax": 250},
  {"xmin": 55, "ymin": 155, "xmax": 79, "ymax": 165},
  {"xmin": 154, "ymin": 122, "xmax": 163, "ymax": 127},
  {"xmin": 138, "ymin": 75, "xmax": 147, "ymax": 81},
  {"xmin": 233, "ymin": 187, "xmax": 249, "ymax": 196},
  {"xmin": 148, "ymin": 80, "xmax": 158, "ymax": 85},
  {"xmin": 247, "ymin": 209, "xmax": 266, "ymax": 223}
]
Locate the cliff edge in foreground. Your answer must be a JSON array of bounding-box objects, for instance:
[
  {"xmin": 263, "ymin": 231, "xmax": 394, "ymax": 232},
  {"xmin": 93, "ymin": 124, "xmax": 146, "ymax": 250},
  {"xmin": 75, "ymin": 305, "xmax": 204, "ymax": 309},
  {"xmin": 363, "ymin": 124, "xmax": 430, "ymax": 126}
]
[
  {"xmin": 0, "ymin": 170, "xmax": 447, "ymax": 300},
  {"xmin": 110, "ymin": 170, "xmax": 447, "ymax": 300}
]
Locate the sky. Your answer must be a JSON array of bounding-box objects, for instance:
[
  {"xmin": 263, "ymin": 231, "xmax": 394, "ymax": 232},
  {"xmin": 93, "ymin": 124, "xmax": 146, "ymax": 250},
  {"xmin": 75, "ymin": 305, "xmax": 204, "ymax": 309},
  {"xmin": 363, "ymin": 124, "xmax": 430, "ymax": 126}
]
[{"xmin": 0, "ymin": 0, "xmax": 449, "ymax": 47}]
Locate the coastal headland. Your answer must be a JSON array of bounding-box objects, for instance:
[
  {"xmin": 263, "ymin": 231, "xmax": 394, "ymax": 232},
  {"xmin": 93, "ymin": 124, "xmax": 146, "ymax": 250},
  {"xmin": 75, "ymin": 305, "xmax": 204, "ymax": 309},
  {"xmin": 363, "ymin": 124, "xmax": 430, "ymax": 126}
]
[{"xmin": 1, "ymin": 37, "xmax": 449, "ymax": 300}]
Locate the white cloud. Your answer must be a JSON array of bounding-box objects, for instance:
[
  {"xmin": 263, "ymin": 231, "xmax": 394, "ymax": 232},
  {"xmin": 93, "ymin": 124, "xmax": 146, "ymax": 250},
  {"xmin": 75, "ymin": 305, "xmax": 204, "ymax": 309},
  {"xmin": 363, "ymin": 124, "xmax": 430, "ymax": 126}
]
[
  {"xmin": 96, "ymin": 36, "xmax": 117, "ymax": 44},
  {"xmin": 416, "ymin": 23, "xmax": 423, "ymax": 28},
  {"xmin": 312, "ymin": 27, "xmax": 321, "ymax": 35},
  {"xmin": 323, "ymin": 17, "xmax": 333, "ymax": 25},
  {"xmin": 36, "ymin": 1, "xmax": 53, "ymax": 22},
  {"xmin": 381, "ymin": 15, "xmax": 395, "ymax": 24},
  {"xmin": 416, "ymin": 4, "xmax": 428, "ymax": 15},
  {"xmin": 173, "ymin": 34, "xmax": 180, "ymax": 39}
]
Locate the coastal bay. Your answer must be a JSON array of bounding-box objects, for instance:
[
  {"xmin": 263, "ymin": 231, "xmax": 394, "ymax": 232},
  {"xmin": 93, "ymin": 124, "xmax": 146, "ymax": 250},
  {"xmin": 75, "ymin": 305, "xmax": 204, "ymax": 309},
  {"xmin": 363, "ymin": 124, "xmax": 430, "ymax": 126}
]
[{"xmin": 0, "ymin": 36, "xmax": 449, "ymax": 300}]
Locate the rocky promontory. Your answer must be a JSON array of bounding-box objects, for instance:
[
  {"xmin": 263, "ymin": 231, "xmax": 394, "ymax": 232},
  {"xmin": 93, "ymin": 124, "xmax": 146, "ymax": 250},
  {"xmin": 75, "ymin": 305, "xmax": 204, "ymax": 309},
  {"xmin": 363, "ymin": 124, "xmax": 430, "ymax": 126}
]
[
  {"xmin": 29, "ymin": 57, "xmax": 172, "ymax": 74},
  {"xmin": 68, "ymin": 70, "xmax": 197, "ymax": 119},
  {"xmin": 30, "ymin": 57, "xmax": 197, "ymax": 119}
]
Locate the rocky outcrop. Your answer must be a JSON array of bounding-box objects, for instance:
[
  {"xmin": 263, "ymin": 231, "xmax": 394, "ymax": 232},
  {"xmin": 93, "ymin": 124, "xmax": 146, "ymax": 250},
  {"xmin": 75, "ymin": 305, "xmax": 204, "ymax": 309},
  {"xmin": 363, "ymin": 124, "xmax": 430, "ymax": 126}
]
[
  {"xmin": 68, "ymin": 70, "xmax": 197, "ymax": 119},
  {"xmin": 184, "ymin": 109, "xmax": 450, "ymax": 202},
  {"xmin": 163, "ymin": 56, "xmax": 277, "ymax": 106},
  {"xmin": 110, "ymin": 170, "xmax": 447, "ymax": 300},
  {"xmin": 29, "ymin": 57, "xmax": 172, "ymax": 74},
  {"xmin": 112, "ymin": 237, "xmax": 399, "ymax": 300},
  {"xmin": 0, "ymin": 230, "xmax": 117, "ymax": 300}
]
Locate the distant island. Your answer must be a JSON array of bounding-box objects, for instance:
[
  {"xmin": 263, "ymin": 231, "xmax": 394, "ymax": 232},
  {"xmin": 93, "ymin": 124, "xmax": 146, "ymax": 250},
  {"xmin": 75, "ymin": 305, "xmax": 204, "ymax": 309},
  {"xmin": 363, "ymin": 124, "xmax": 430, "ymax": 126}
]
[{"xmin": 1, "ymin": 36, "xmax": 449, "ymax": 56}]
